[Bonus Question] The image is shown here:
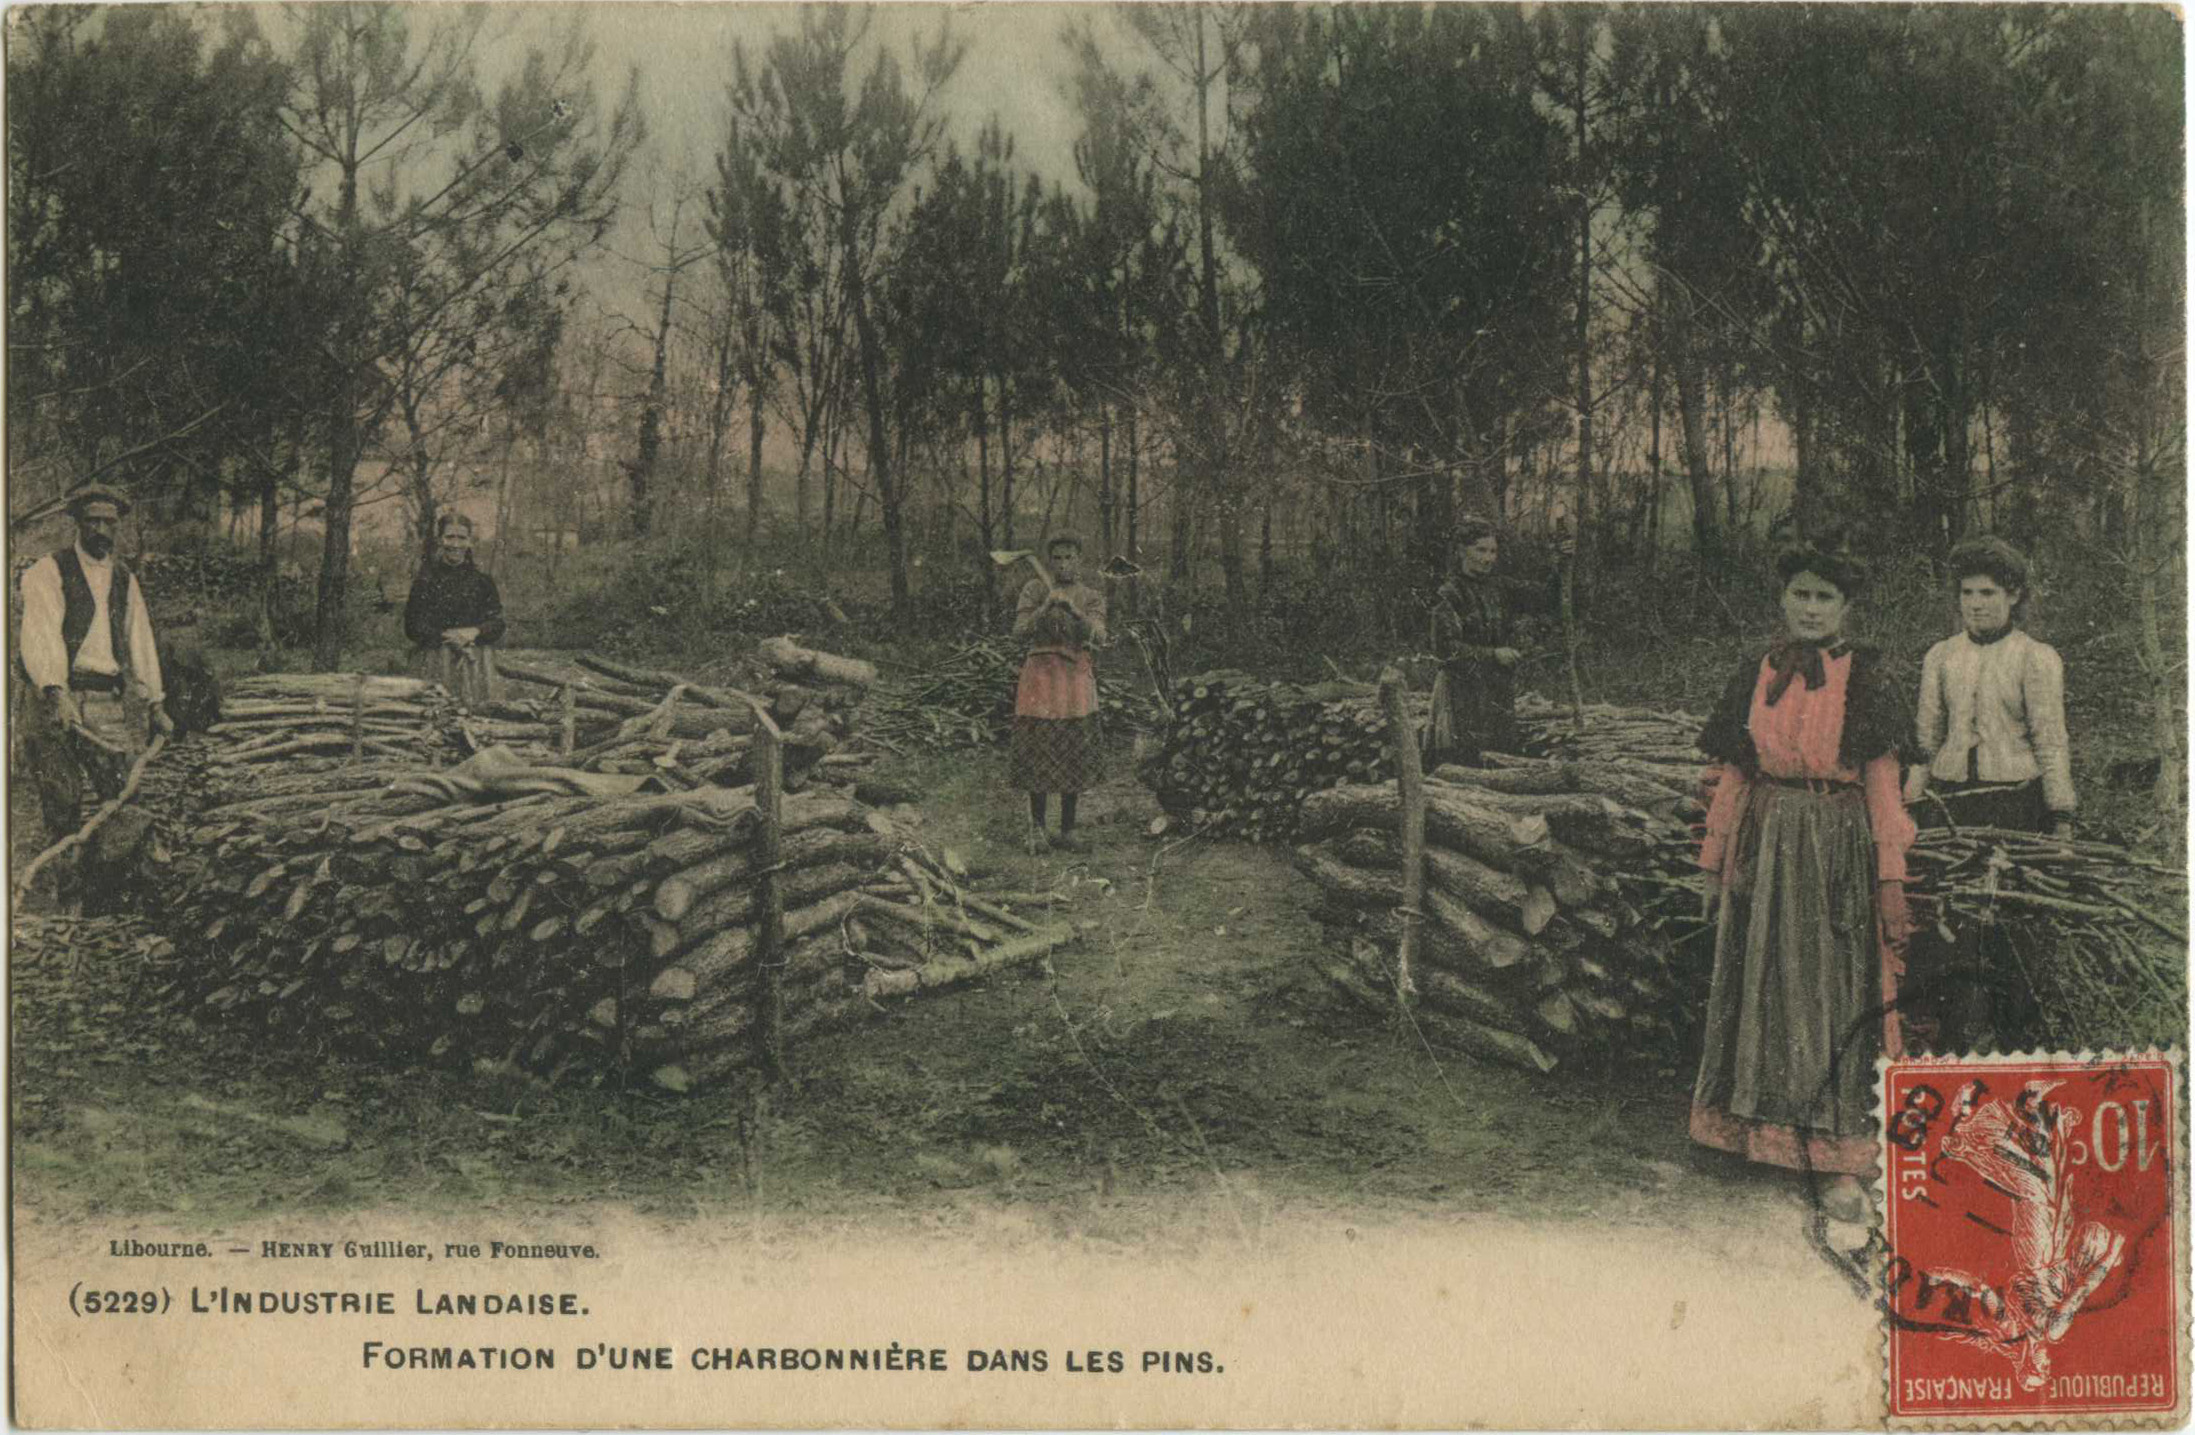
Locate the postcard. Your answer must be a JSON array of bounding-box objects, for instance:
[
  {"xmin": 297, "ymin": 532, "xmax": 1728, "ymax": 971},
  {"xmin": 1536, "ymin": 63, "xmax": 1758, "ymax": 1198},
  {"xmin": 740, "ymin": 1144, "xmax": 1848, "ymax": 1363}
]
[{"xmin": 9, "ymin": 2, "xmax": 2187, "ymax": 1427}]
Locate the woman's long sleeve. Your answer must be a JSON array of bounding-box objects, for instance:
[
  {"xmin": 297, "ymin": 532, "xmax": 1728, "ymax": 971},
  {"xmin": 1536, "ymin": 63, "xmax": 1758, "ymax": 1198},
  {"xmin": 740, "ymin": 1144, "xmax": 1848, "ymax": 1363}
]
[
  {"xmin": 1430, "ymin": 592, "xmax": 1497, "ymax": 664},
  {"xmin": 472, "ymin": 572, "xmax": 506, "ymax": 646},
  {"xmin": 402, "ymin": 567, "xmax": 437, "ymax": 647},
  {"xmin": 1861, "ymin": 754, "xmax": 1915, "ymax": 884},
  {"xmin": 1698, "ymin": 762, "xmax": 1750, "ymax": 877},
  {"xmin": 1012, "ymin": 580, "xmax": 1044, "ymax": 638},
  {"xmin": 2024, "ymin": 643, "xmax": 2076, "ymax": 813},
  {"xmin": 1080, "ymin": 586, "xmax": 1108, "ymax": 646},
  {"xmin": 1913, "ymin": 643, "xmax": 1946, "ymax": 762}
]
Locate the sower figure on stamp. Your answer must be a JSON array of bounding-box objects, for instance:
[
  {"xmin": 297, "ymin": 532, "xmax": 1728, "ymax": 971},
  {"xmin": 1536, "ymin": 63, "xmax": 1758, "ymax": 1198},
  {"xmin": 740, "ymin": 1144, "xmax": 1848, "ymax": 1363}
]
[
  {"xmin": 1425, "ymin": 517, "xmax": 1567, "ymax": 768},
  {"xmin": 1690, "ymin": 536, "xmax": 1915, "ymax": 1224},
  {"xmin": 1010, "ymin": 533, "xmax": 1106, "ymax": 854},
  {"xmin": 404, "ymin": 514, "xmax": 506, "ymax": 708},
  {"xmin": 17, "ymin": 484, "xmax": 172, "ymax": 914},
  {"xmin": 1904, "ymin": 535, "xmax": 2074, "ymax": 1048}
]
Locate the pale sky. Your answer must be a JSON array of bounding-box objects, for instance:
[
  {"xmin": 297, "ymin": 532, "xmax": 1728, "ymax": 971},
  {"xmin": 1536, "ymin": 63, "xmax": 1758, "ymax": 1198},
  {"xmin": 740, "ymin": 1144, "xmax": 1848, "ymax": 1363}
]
[
  {"xmin": 483, "ymin": 3, "xmax": 1147, "ymax": 365},
  {"xmin": 577, "ymin": 3, "xmax": 1108, "ymax": 185}
]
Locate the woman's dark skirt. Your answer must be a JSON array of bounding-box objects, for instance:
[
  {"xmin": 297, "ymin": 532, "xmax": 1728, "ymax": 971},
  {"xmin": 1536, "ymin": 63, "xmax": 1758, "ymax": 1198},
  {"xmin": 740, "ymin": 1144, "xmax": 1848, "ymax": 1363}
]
[
  {"xmin": 1910, "ymin": 777, "xmax": 2049, "ymax": 1049},
  {"xmin": 1690, "ymin": 780, "xmax": 1891, "ymax": 1176},
  {"xmin": 1009, "ymin": 717, "xmax": 1097, "ymax": 794}
]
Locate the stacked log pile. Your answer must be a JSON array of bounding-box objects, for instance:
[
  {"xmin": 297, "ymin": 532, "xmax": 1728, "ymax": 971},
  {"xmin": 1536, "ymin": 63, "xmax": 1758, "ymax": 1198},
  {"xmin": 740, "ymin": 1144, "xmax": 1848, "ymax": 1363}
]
[
  {"xmin": 1296, "ymin": 760, "xmax": 1709, "ymax": 1074},
  {"xmin": 210, "ymin": 674, "xmax": 470, "ymax": 765},
  {"xmin": 1516, "ymin": 692, "xmax": 1706, "ymax": 770},
  {"xmin": 862, "ymin": 637, "xmax": 1153, "ymax": 753},
  {"xmin": 1142, "ymin": 671, "xmax": 1430, "ymax": 842},
  {"xmin": 150, "ymin": 763, "xmax": 1075, "ymax": 1093},
  {"xmin": 497, "ymin": 647, "xmax": 867, "ymax": 787},
  {"xmin": 1300, "ymin": 692, "xmax": 2187, "ymax": 1071},
  {"xmin": 1141, "ymin": 679, "xmax": 1713, "ymax": 844}
]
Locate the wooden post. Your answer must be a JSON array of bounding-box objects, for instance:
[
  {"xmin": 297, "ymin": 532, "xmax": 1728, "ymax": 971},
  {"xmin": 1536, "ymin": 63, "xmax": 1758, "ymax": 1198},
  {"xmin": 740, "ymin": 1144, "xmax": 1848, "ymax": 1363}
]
[
  {"xmin": 558, "ymin": 684, "xmax": 576, "ymax": 759},
  {"xmin": 1558, "ymin": 519, "xmax": 1586, "ymax": 738},
  {"xmin": 1379, "ymin": 666, "xmax": 1424, "ymax": 1015},
  {"xmin": 746, "ymin": 701, "xmax": 788, "ymax": 1082},
  {"xmin": 349, "ymin": 672, "xmax": 366, "ymax": 767}
]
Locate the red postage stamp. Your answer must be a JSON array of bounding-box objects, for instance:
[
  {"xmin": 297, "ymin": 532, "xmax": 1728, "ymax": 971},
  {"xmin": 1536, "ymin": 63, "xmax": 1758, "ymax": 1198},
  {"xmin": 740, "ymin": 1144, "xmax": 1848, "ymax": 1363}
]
[{"xmin": 1880, "ymin": 1051, "xmax": 2187, "ymax": 1425}]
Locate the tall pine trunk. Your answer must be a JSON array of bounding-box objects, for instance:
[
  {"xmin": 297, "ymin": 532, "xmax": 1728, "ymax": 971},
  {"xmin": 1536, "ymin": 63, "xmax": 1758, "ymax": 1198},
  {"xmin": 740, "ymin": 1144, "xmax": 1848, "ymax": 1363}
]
[
  {"xmin": 631, "ymin": 268, "xmax": 675, "ymax": 540},
  {"xmin": 1669, "ymin": 284, "xmax": 1719, "ymax": 559},
  {"xmin": 842, "ymin": 217, "xmax": 907, "ymax": 625}
]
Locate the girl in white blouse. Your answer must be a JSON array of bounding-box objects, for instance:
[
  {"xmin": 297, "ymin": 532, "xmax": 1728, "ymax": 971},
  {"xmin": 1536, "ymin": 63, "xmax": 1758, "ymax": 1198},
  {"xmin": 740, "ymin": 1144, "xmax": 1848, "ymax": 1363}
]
[{"xmin": 1908, "ymin": 536, "xmax": 2075, "ymax": 838}]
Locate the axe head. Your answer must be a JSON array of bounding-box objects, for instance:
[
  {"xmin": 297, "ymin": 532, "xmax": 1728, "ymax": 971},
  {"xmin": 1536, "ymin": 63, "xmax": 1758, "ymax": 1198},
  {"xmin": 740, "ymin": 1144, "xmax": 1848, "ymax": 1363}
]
[{"xmin": 989, "ymin": 549, "xmax": 1054, "ymax": 588}]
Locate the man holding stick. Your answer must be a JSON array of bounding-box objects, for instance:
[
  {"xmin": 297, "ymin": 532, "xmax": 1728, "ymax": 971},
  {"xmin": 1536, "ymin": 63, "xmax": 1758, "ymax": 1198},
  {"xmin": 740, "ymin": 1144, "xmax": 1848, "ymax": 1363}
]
[{"xmin": 17, "ymin": 484, "xmax": 171, "ymax": 913}]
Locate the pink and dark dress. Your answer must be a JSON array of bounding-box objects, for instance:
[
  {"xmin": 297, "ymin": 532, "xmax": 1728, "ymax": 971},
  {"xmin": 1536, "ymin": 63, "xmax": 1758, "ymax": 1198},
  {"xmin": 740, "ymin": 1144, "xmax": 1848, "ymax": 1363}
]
[
  {"xmin": 1690, "ymin": 642, "xmax": 1916, "ymax": 1176},
  {"xmin": 1008, "ymin": 578, "xmax": 1107, "ymax": 794}
]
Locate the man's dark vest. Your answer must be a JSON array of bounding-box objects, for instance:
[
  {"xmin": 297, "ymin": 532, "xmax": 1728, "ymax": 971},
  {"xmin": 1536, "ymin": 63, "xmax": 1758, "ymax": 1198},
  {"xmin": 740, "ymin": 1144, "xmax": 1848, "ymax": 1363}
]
[{"xmin": 54, "ymin": 547, "xmax": 133, "ymax": 679}]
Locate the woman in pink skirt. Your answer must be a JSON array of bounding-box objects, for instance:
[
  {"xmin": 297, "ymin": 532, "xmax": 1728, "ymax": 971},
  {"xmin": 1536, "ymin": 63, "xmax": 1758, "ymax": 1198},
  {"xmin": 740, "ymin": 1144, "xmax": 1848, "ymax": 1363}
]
[{"xmin": 1010, "ymin": 533, "xmax": 1107, "ymax": 852}]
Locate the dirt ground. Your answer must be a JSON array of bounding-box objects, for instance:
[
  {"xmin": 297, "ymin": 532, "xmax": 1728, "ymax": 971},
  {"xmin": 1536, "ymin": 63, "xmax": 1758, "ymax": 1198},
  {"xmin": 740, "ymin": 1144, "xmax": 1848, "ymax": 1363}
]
[{"xmin": 9, "ymin": 740, "xmax": 1873, "ymax": 1277}]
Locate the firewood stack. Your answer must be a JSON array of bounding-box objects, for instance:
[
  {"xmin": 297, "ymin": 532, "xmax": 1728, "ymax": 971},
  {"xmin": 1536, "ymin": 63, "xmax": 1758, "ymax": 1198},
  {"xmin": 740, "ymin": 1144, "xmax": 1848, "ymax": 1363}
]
[
  {"xmin": 861, "ymin": 637, "xmax": 1154, "ymax": 754},
  {"xmin": 1515, "ymin": 692, "xmax": 1709, "ymax": 770},
  {"xmin": 1295, "ymin": 756, "xmax": 1715, "ymax": 1075},
  {"xmin": 148, "ymin": 762, "xmax": 1077, "ymax": 1093},
  {"xmin": 1142, "ymin": 671, "xmax": 1432, "ymax": 842},
  {"xmin": 497, "ymin": 649, "xmax": 867, "ymax": 788}
]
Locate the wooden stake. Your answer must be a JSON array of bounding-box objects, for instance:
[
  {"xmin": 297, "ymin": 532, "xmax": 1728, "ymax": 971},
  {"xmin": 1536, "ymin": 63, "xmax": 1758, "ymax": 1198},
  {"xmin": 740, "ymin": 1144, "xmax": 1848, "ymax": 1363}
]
[
  {"xmin": 1379, "ymin": 666, "xmax": 1424, "ymax": 1015},
  {"xmin": 559, "ymin": 684, "xmax": 576, "ymax": 759},
  {"xmin": 350, "ymin": 672, "xmax": 366, "ymax": 766},
  {"xmin": 746, "ymin": 699, "xmax": 788, "ymax": 1082}
]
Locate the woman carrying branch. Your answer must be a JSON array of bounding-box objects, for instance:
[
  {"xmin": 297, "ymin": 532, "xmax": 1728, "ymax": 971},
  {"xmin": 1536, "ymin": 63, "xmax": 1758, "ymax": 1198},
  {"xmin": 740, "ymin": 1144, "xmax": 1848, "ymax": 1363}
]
[
  {"xmin": 1010, "ymin": 533, "xmax": 1107, "ymax": 854},
  {"xmin": 1426, "ymin": 517, "xmax": 1566, "ymax": 768},
  {"xmin": 1691, "ymin": 537, "xmax": 1915, "ymax": 1224},
  {"xmin": 1905, "ymin": 535, "xmax": 2073, "ymax": 1045},
  {"xmin": 404, "ymin": 513, "xmax": 506, "ymax": 708}
]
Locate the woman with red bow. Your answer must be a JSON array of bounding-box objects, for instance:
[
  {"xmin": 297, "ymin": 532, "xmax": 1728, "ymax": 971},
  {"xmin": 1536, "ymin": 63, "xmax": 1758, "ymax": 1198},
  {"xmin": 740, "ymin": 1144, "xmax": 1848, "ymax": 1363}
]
[{"xmin": 1689, "ymin": 537, "xmax": 1916, "ymax": 1223}]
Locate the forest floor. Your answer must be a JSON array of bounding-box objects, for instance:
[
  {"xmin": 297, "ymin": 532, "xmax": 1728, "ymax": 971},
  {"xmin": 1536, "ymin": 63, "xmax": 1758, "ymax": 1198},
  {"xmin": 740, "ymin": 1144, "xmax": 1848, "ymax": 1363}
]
[{"xmin": 9, "ymin": 738, "xmax": 1870, "ymax": 1273}]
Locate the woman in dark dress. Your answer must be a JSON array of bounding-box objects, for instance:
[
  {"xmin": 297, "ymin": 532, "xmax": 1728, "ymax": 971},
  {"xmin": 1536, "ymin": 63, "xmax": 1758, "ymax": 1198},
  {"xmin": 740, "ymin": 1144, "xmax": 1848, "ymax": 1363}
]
[
  {"xmin": 403, "ymin": 514, "xmax": 506, "ymax": 707},
  {"xmin": 1426, "ymin": 518, "xmax": 1564, "ymax": 767},
  {"xmin": 1691, "ymin": 540, "xmax": 1915, "ymax": 1223}
]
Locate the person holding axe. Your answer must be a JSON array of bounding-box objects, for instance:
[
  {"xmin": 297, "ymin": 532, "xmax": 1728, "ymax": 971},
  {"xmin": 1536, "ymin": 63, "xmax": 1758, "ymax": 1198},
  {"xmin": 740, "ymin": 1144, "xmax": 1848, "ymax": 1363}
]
[
  {"xmin": 17, "ymin": 483, "xmax": 171, "ymax": 913},
  {"xmin": 1008, "ymin": 532, "xmax": 1107, "ymax": 853}
]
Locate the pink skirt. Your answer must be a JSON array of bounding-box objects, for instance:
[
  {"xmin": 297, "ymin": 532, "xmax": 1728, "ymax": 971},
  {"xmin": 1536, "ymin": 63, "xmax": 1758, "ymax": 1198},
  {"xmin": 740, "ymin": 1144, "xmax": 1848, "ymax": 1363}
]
[{"xmin": 1015, "ymin": 650, "xmax": 1096, "ymax": 719}]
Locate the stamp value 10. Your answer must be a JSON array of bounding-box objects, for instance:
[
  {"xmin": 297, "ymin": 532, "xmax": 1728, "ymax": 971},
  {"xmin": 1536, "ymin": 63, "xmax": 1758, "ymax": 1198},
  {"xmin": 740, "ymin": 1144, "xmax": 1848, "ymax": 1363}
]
[{"xmin": 1880, "ymin": 1051, "xmax": 2185, "ymax": 1424}]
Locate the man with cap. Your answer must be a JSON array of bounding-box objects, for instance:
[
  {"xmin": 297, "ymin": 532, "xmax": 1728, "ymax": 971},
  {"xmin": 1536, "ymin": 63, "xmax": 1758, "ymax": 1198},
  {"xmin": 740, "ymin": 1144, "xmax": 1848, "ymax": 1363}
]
[
  {"xmin": 403, "ymin": 513, "xmax": 506, "ymax": 707},
  {"xmin": 17, "ymin": 483, "xmax": 170, "ymax": 911},
  {"xmin": 1009, "ymin": 531, "xmax": 1107, "ymax": 852}
]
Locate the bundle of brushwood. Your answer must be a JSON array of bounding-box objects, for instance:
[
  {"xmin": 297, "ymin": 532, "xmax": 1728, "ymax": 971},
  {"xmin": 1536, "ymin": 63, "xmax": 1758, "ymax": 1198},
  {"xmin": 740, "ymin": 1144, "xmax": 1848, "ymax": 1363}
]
[
  {"xmin": 1141, "ymin": 670, "xmax": 1432, "ymax": 842},
  {"xmin": 1296, "ymin": 750, "xmax": 1712, "ymax": 1075},
  {"xmin": 1904, "ymin": 824, "xmax": 2187, "ymax": 1052},
  {"xmin": 207, "ymin": 674, "xmax": 470, "ymax": 766},
  {"xmin": 498, "ymin": 652, "xmax": 859, "ymax": 788},
  {"xmin": 862, "ymin": 637, "xmax": 1152, "ymax": 754},
  {"xmin": 140, "ymin": 675, "xmax": 479, "ymax": 888},
  {"xmin": 1515, "ymin": 692, "xmax": 1707, "ymax": 773},
  {"xmin": 150, "ymin": 755, "xmax": 1076, "ymax": 1093}
]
